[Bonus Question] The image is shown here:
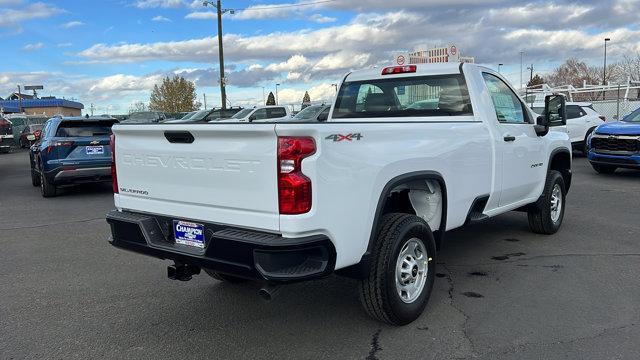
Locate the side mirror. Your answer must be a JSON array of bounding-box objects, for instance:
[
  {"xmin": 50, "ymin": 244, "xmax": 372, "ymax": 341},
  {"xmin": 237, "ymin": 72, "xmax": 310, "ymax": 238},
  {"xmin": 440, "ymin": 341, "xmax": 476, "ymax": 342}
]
[
  {"xmin": 545, "ymin": 94, "xmax": 566, "ymax": 127},
  {"xmin": 248, "ymin": 115, "xmax": 256, "ymax": 122},
  {"xmin": 534, "ymin": 115, "xmax": 549, "ymax": 137}
]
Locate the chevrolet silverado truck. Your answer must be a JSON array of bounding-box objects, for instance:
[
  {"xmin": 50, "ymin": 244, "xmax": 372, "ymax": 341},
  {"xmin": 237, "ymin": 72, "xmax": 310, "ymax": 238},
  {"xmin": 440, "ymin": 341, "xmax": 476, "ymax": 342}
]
[{"xmin": 106, "ymin": 63, "xmax": 571, "ymax": 325}]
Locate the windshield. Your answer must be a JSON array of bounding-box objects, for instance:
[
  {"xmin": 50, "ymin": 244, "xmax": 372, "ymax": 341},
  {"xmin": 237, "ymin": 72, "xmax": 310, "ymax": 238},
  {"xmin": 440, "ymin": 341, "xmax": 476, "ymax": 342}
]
[
  {"xmin": 623, "ymin": 108, "xmax": 640, "ymax": 122},
  {"xmin": 187, "ymin": 110, "xmax": 210, "ymax": 121},
  {"xmin": 294, "ymin": 105, "xmax": 324, "ymax": 120},
  {"xmin": 180, "ymin": 111, "xmax": 197, "ymax": 120},
  {"xmin": 56, "ymin": 121, "xmax": 115, "ymax": 137},
  {"xmin": 333, "ymin": 74, "xmax": 473, "ymax": 119},
  {"xmin": 232, "ymin": 108, "xmax": 253, "ymax": 119},
  {"xmin": 126, "ymin": 112, "xmax": 160, "ymax": 123}
]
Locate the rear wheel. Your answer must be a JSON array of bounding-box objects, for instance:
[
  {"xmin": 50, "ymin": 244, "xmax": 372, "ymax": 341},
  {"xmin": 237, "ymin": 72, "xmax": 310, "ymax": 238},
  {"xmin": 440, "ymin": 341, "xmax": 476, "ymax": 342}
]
[
  {"xmin": 592, "ymin": 164, "xmax": 617, "ymax": 174},
  {"xmin": 359, "ymin": 213, "xmax": 436, "ymax": 325},
  {"xmin": 40, "ymin": 169, "xmax": 57, "ymax": 197},
  {"xmin": 31, "ymin": 169, "xmax": 41, "ymax": 187},
  {"xmin": 527, "ymin": 170, "xmax": 565, "ymax": 234},
  {"xmin": 204, "ymin": 269, "xmax": 247, "ymax": 283}
]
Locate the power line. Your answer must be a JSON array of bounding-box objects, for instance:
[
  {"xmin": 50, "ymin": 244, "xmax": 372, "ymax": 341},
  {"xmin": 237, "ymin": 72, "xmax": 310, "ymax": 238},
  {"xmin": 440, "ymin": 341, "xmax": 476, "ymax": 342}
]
[{"xmin": 232, "ymin": 0, "xmax": 336, "ymax": 12}]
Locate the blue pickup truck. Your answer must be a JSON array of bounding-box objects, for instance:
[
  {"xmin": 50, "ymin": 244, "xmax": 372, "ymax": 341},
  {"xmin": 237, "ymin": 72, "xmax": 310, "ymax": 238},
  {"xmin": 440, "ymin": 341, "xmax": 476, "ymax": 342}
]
[{"xmin": 588, "ymin": 107, "xmax": 640, "ymax": 174}]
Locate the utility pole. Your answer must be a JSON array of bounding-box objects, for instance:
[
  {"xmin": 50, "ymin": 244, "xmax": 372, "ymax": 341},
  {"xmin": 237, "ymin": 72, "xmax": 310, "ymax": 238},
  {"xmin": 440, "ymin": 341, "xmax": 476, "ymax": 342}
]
[
  {"xmin": 262, "ymin": 87, "xmax": 265, "ymax": 105},
  {"xmin": 17, "ymin": 85, "xmax": 23, "ymax": 113},
  {"xmin": 275, "ymin": 83, "xmax": 280, "ymax": 105},
  {"xmin": 498, "ymin": 63, "xmax": 503, "ymax": 73},
  {"xmin": 527, "ymin": 64, "xmax": 534, "ymax": 83},
  {"xmin": 203, "ymin": 94, "xmax": 207, "ymax": 110},
  {"xmin": 203, "ymin": 1, "xmax": 234, "ymax": 110}
]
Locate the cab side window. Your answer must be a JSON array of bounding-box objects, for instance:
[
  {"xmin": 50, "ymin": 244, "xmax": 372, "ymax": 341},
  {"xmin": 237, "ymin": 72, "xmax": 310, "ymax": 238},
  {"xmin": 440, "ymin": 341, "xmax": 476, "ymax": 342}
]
[
  {"xmin": 252, "ymin": 109, "xmax": 268, "ymax": 120},
  {"xmin": 268, "ymin": 107, "xmax": 287, "ymax": 118},
  {"xmin": 566, "ymin": 105, "xmax": 584, "ymax": 119},
  {"xmin": 482, "ymin": 73, "xmax": 529, "ymax": 124}
]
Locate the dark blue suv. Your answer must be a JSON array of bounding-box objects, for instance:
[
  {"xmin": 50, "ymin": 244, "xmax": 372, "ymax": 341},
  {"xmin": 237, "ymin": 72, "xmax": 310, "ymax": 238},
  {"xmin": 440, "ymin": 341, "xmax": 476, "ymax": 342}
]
[{"xmin": 29, "ymin": 116, "xmax": 118, "ymax": 197}]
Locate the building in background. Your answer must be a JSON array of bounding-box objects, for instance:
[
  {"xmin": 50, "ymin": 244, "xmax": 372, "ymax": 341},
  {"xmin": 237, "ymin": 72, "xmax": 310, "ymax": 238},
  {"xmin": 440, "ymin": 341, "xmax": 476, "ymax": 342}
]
[
  {"xmin": 0, "ymin": 98, "xmax": 84, "ymax": 117},
  {"xmin": 394, "ymin": 44, "xmax": 475, "ymax": 66}
]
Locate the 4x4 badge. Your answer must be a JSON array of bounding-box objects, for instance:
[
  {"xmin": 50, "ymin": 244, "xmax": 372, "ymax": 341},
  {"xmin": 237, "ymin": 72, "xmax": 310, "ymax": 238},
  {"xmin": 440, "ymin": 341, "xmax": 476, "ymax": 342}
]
[{"xmin": 325, "ymin": 133, "xmax": 363, "ymax": 142}]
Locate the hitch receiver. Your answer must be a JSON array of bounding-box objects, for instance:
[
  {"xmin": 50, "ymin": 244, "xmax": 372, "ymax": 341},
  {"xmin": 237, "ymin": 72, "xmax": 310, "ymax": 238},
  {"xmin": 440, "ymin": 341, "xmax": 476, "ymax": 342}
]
[{"xmin": 168, "ymin": 262, "xmax": 201, "ymax": 281}]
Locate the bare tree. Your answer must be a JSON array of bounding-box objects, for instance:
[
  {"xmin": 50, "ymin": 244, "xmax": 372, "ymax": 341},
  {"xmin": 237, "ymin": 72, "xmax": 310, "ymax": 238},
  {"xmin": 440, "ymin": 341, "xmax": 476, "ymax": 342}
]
[
  {"xmin": 618, "ymin": 52, "xmax": 640, "ymax": 82},
  {"xmin": 129, "ymin": 101, "xmax": 148, "ymax": 114}
]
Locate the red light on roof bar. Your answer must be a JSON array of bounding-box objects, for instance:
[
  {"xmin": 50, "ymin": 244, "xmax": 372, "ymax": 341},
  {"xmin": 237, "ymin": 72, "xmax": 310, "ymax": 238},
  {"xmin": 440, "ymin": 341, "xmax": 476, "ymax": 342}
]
[{"xmin": 382, "ymin": 65, "xmax": 417, "ymax": 75}]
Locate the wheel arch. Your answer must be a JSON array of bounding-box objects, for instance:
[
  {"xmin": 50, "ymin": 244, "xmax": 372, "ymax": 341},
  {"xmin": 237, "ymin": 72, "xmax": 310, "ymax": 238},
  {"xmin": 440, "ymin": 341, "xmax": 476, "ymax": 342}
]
[
  {"xmin": 337, "ymin": 171, "xmax": 447, "ymax": 279},
  {"xmin": 548, "ymin": 148, "xmax": 572, "ymax": 191}
]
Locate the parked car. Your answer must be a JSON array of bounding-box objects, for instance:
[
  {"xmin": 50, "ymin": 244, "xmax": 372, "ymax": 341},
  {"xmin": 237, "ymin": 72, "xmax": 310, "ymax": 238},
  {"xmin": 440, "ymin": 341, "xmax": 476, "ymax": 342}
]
[
  {"xmin": 587, "ymin": 106, "xmax": 640, "ymax": 174},
  {"xmin": 217, "ymin": 105, "xmax": 291, "ymax": 122},
  {"xmin": 0, "ymin": 117, "xmax": 14, "ymax": 153},
  {"xmin": 292, "ymin": 105, "xmax": 331, "ymax": 122},
  {"xmin": 122, "ymin": 111, "xmax": 166, "ymax": 124},
  {"xmin": 107, "ymin": 62, "xmax": 571, "ymax": 325},
  {"xmin": 19, "ymin": 124, "xmax": 44, "ymax": 148},
  {"xmin": 532, "ymin": 101, "xmax": 604, "ymax": 155},
  {"xmin": 164, "ymin": 107, "xmax": 243, "ymax": 124},
  {"xmin": 29, "ymin": 116, "xmax": 118, "ymax": 197}
]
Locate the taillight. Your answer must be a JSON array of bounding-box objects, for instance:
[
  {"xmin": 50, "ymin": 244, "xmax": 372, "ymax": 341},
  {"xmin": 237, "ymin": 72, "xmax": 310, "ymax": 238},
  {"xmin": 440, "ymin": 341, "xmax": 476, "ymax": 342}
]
[
  {"xmin": 34, "ymin": 130, "xmax": 42, "ymax": 138},
  {"xmin": 46, "ymin": 141, "xmax": 74, "ymax": 154},
  {"xmin": 381, "ymin": 65, "xmax": 417, "ymax": 75},
  {"xmin": 277, "ymin": 136, "xmax": 316, "ymax": 215},
  {"xmin": 110, "ymin": 133, "xmax": 118, "ymax": 194}
]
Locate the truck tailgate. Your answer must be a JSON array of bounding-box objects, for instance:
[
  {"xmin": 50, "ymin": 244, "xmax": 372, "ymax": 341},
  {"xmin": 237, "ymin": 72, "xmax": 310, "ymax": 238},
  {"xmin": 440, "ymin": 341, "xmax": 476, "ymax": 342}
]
[{"xmin": 112, "ymin": 124, "xmax": 280, "ymax": 231}]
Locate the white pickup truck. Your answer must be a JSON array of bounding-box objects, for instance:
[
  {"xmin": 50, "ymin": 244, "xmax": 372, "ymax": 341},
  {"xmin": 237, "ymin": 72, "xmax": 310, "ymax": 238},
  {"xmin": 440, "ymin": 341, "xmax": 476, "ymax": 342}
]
[{"xmin": 107, "ymin": 63, "xmax": 571, "ymax": 325}]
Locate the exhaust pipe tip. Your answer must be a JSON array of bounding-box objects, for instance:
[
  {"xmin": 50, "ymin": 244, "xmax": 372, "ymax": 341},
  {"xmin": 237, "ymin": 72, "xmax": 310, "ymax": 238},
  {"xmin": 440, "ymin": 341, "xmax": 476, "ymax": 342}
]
[{"xmin": 259, "ymin": 284, "xmax": 282, "ymax": 302}]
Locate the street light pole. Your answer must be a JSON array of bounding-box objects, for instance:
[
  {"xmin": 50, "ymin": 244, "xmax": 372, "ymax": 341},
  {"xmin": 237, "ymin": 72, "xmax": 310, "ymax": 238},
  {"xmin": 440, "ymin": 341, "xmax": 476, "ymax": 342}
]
[
  {"xmin": 498, "ymin": 63, "xmax": 503, "ymax": 73},
  {"xmin": 203, "ymin": 0, "xmax": 230, "ymax": 110},
  {"xmin": 520, "ymin": 51, "xmax": 524, "ymax": 89},
  {"xmin": 275, "ymin": 83, "xmax": 280, "ymax": 105},
  {"xmin": 603, "ymin": 38, "xmax": 611, "ymax": 86}
]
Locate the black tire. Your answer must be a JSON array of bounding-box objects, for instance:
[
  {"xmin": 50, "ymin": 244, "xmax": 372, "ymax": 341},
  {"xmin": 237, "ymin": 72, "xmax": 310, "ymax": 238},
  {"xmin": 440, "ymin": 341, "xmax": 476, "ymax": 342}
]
[
  {"xmin": 204, "ymin": 269, "xmax": 247, "ymax": 283},
  {"xmin": 582, "ymin": 129, "xmax": 594, "ymax": 156},
  {"xmin": 359, "ymin": 213, "xmax": 436, "ymax": 325},
  {"xmin": 527, "ymin": 170, "xmax": 566, "ymax": 235},
  {"xmin": 40, "ymin": 169, "xmax": 57, "ymax": 197},
  {"xmin": 19, "ymin": 139, "xmax": 25, "ymax": 148},
  {"xmin": 31, "ymin": 169, "xmax": 41, "ymax": 187},
  {"xmin": 592, "ymin": 164, "xmax": 617, "ymax": 174}
]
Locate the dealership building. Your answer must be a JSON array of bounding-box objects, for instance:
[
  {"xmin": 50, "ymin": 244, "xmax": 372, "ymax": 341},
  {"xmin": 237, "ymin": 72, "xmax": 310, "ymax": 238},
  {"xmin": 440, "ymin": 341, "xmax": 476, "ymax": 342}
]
[{"xmin": 0, "ymin": 96, "xmax": 84, "ymax": 117}]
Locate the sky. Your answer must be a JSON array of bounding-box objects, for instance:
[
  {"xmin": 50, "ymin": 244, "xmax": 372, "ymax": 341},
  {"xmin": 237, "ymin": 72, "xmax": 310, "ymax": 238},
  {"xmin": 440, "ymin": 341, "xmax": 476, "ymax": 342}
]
[{"xmin": 1, "ymin": 0, "xmax": 639, "ymax": 114}]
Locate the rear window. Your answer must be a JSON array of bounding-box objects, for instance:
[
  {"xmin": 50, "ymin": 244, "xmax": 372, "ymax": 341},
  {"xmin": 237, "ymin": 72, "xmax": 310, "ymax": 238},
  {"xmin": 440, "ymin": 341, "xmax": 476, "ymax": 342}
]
[
  {"xmin": 333, "ymin": 75, "xmax": 473, "ymax": 119},
  {"xmin": 55, "ymin": 121, "xmax": 115, "ymax": 137}
]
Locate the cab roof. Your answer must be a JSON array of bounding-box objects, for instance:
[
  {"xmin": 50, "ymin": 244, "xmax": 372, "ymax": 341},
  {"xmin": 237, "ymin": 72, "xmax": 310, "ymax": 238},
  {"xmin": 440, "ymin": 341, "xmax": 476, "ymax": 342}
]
[
  {"xmin": 51, "ymin": 115, "xmax": 117, "ymax": 122},
  {"xmin": 345, "ymin": 62, "xmax": 471, "ymax": 82}
]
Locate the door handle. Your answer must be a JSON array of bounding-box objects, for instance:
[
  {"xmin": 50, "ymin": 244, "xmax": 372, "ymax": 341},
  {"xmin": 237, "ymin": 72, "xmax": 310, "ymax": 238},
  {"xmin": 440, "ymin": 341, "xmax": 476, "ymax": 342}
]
[{"xmin": 503, "ymin": 135, "xmax": 516, "ymax": 142}]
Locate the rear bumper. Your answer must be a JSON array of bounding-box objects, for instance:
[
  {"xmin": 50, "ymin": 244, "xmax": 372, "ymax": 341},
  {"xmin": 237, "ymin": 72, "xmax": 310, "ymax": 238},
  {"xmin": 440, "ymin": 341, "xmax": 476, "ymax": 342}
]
[
  {"xmin": 45, "ymin": 166, "xmax": 111, "ymax": 184},
  {"xmin": 106, "ymin": 210, "xmax": 336, "ymax": 283},
  {"xmin": 588, "ymin": 151, "xmax": 640, "ymax": 169}
]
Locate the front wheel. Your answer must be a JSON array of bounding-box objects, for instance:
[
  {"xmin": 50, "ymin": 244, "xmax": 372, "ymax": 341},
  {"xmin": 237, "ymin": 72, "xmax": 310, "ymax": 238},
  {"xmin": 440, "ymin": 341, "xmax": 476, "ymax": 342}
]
[
  {"xmin": 528, "ymin": 170, "xmax": 566, "ymax": 234},
  {"xmin": 359, "ymin": 213, "xmax": 436, "ymax": 325},
  {"xmin": 31, "ymin": 169, "xmax": 41, "ymax": 187}
]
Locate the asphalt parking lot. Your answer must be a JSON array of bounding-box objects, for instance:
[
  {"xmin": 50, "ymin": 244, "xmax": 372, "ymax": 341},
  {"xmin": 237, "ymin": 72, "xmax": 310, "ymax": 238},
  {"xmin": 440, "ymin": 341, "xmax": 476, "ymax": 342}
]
[{"xmin": 1, "ymin": 148, "xmax": 639, "ymax": 360}]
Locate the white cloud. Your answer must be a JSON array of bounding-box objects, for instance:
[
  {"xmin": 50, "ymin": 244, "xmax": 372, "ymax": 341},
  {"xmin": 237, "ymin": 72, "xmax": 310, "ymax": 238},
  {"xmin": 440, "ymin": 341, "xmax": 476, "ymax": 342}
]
[
  {"xmin": 61, "ymin": 21, "xmax": 85, "ymax": 29},
  {"xmin": 152, "ymin": 15, "xmax": 171, "ymax": 22},
  {"xmin": 57, "ymin": 42, "xmax": 73, "ymax": 48},
  {"xmin": 185, "ymin": 11, "xmax": 215, "ymax": 20},
  {"xmin": 134, "ymin": 0, "xmax": 184, "ymax": 9},
  {"xmin": 22, "ymin": 43, "xmax": 43, "ymax": 51},
  {"xmin": 0, "ymin": 2, "xmax": 64, "ymax": 27},
  {"xmin": 265, "ymin": 55, "xmax": 311, "ymax": 72},
  {"xmin": 309, "ymin": 14, "xmax": 336, "ymax": 23}
]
